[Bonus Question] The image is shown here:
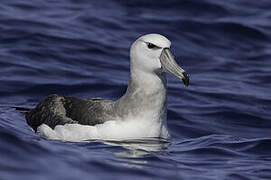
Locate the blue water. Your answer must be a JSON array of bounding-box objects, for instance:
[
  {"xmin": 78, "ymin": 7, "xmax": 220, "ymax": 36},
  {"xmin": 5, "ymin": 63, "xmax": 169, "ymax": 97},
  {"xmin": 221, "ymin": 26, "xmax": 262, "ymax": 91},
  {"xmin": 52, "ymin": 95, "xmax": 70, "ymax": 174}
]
[{"xmin": 0, "ymin": 0, "xmax": 271, "ymax": 179}]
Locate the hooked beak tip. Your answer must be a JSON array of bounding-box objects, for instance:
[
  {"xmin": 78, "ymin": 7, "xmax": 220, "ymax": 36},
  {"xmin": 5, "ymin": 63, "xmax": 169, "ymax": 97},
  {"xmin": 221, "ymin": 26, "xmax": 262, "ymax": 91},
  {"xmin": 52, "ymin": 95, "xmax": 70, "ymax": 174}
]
[{"xmin": 182, "ymin": 72, "xmax": 189, "ymax": 86}]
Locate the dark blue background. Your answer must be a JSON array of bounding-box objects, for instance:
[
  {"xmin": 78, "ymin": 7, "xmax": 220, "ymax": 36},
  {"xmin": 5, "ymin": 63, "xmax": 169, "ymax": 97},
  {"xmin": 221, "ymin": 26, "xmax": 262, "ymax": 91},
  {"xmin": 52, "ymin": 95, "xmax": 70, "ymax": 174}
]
[{"xmin": 0, "ymin": 0, "xmax": 271, "ymax": 179}]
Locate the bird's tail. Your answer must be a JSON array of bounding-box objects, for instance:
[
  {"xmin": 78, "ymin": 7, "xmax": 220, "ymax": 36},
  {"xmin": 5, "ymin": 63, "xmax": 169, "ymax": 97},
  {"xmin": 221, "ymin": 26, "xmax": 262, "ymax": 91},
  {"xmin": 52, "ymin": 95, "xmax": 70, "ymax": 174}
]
[{"xmin": 12, "ymin": 106, "xmax": 32, "ymax": 115}]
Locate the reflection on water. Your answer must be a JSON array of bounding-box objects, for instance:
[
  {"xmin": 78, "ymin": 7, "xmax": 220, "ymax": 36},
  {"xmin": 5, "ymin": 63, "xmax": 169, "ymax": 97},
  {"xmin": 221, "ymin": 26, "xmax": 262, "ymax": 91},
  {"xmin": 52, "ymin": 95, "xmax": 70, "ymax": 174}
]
[
  {"xmin": 105, "ymin": 138, "xmax": 170, "ymax": 169},
  {"xmin": 106, "ymin": 138, "xmax": 169, "ymax": 153},
  {"xmin": 84, "ymin": 137, "xmax": 170, "ymax": 157}
]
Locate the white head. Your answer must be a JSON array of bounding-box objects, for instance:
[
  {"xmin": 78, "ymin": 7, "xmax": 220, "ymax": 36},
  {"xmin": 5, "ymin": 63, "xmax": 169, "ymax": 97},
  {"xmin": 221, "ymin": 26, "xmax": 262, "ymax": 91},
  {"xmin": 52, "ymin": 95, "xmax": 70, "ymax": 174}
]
[{"xmin": 130, "ymin": 34, "xmax": 189, "ymax": 86}]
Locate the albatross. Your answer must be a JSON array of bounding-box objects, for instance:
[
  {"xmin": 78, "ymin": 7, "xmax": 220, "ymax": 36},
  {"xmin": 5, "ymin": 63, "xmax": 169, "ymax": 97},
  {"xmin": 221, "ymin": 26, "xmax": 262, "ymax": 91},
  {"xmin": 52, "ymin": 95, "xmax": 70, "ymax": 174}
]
[{"xmin": 25, "ymin": 34, "xmax": 189, "ymax": 139}]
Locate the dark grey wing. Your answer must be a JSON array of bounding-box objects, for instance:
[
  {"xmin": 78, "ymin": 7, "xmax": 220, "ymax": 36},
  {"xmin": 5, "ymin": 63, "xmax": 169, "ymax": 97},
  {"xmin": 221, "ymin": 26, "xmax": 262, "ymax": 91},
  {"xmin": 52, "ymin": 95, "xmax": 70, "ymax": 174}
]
[
  {"xmin": 26, "ymin": 94, "xmax": 77, "ymax": 132},
  {"xmin": 64, "ymin": 96, "xmax": 114, "ymax": 125},
  {"xmin": 25, "ymin": 94, "xmax": 114, "ymax": 132}
]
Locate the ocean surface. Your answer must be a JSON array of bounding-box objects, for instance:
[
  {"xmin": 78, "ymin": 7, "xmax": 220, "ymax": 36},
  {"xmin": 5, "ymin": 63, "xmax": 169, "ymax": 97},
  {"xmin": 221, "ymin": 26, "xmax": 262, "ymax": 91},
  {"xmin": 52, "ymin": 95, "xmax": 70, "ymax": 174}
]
[{"xmin": 0, "ymin": 0, "xmax": 271, "ymax": 179}]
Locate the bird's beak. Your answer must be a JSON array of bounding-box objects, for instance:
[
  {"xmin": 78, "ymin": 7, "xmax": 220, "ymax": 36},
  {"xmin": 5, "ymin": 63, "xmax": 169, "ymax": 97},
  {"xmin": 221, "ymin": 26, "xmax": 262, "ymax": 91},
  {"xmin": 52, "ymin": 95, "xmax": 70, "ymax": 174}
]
[{"xmin": 160, "ymin": 48, "xmax": 189, "ymax": 86}]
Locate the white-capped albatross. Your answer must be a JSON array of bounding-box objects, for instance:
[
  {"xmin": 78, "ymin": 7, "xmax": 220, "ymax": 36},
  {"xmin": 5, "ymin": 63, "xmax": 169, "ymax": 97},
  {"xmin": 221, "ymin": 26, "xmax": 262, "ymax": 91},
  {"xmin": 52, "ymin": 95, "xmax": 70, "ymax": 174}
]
[{"xmin": 25, "ymin": 34, "xmax": 189, "ymax": 139}]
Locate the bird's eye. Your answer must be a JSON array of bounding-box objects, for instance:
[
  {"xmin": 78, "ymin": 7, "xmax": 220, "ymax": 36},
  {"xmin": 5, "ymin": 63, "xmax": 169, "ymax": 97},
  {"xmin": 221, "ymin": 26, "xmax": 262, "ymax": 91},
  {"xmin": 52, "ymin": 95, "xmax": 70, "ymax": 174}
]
[{"xmin": 147, "ymin": 42, "xmax": 157, "ymax": 49}]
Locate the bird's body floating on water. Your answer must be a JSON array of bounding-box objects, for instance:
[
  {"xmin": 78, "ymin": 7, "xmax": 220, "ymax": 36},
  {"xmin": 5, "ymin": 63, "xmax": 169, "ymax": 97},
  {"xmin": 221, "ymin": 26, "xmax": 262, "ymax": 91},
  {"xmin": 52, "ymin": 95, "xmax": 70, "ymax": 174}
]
[{"xmin": 25, "ymin": 34, "xmax": 189, "ymax": 139}]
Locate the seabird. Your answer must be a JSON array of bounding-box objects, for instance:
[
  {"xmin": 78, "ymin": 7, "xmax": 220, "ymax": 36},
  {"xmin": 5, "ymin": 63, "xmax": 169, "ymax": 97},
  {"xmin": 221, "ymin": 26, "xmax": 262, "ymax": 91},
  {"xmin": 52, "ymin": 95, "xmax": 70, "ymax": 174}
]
[{"xmin": 25, "ymin": 34, "xmax": 189, "ymax": 139}]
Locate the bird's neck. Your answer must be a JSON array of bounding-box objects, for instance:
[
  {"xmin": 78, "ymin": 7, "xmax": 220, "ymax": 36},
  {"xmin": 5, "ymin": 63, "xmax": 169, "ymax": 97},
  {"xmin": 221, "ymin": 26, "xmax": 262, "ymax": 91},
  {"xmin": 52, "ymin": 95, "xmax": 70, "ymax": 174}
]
[
  {"xmin": 129, "ymin": 68, "xmax": 167, "ymax": 99},
  {"xmin": 115, "ymin": 68, "xmax": 167, "ymax": 122}
]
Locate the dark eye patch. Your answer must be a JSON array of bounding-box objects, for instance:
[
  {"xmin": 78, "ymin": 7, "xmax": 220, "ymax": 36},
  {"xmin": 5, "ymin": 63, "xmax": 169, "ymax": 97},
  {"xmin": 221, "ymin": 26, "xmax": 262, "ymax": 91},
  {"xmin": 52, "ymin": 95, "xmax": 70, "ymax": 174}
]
[{"xmin": 146, "ymin": 42, "xmax": 161, "ymax": 49}]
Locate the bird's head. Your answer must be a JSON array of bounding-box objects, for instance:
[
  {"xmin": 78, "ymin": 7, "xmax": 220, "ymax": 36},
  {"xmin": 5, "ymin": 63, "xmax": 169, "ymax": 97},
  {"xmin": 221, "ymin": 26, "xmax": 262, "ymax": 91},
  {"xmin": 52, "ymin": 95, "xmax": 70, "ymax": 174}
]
[{"xmin": 130, "ymin": 34, "xmax": 189, "ymax": 86}]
